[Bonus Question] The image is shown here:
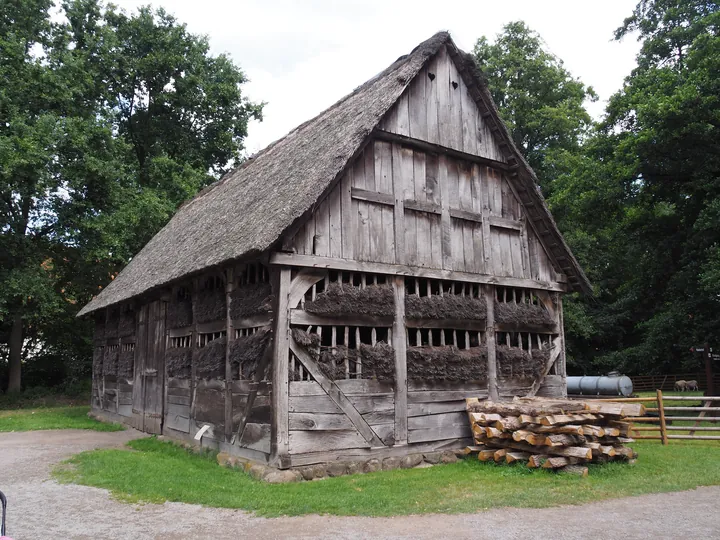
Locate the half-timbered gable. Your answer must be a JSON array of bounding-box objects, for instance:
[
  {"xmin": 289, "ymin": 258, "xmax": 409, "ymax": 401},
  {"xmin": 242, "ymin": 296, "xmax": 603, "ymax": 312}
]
[{"xmin": 80, "ymin": 32, "xmax": 590, "ymax": 471}]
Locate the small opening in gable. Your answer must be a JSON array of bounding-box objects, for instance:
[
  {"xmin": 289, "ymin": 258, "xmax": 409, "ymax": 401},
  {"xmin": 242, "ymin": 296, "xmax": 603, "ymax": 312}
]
[
  {"xmin": 451, "ymin": 81, "xmax": 458, "ymax": 89},
  {"xmin": 428, "ymin": 72, "xmax": 436, "ymax": 81}
]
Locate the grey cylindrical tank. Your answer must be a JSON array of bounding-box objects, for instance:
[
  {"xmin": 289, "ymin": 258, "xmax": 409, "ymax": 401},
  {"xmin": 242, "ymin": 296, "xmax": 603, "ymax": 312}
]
[{"xmin": 567, "ymin": 375, "xmax": 633, "ymax": 397}]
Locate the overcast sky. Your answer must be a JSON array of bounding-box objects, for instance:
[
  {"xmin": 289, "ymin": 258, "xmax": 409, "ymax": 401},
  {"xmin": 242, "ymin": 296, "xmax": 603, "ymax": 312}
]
[{"xmin": 112, "ymin": 0, "xmax": 642, "ymax": 155}]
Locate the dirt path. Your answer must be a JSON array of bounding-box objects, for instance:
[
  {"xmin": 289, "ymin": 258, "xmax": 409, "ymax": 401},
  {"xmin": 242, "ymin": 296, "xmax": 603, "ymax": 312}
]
[{"xmin": 1, "ymin": 429, "xmax": 717, "ymax": 539}]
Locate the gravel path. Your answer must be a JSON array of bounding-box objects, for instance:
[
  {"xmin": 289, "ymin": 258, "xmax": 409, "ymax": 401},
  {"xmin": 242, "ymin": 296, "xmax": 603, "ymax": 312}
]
[{"xmin": 1, "ymin": 429, "xmax": 718, "ymax": 539}]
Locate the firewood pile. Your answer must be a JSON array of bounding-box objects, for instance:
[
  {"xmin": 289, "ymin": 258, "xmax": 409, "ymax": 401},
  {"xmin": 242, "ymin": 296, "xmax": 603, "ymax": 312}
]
[{"xmin": 465, "ymin": 397, "xmax": 643, "ymax": 476}]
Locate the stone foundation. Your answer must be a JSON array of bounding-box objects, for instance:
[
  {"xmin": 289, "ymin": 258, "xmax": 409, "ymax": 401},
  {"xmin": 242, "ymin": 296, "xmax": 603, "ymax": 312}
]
[{"xmin": 216, "ymin": 450, "xmax": 460, "ymax": 483}]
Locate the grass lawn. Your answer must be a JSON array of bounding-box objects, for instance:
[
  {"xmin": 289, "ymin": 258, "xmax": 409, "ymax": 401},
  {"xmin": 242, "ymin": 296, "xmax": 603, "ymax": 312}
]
[
  {"xmin": 0, "ymin": 406, "xmax": 124, "ymax": 432},
  {"xmin": 54, "ymin": 436, "xmax": 720, "ymax": 517}
]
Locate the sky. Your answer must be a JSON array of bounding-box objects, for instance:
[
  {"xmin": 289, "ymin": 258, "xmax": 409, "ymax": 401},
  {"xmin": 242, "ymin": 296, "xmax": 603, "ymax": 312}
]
[{"xmin": 112, "ymin": 0, "xmax": 642, "ymax": 155}]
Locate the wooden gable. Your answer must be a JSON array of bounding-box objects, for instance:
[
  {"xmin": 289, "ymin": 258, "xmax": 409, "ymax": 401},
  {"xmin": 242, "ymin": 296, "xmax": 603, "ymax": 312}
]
[{"xmin": 285, "ymin": 45, "xmax": 561, "ymax": 286}]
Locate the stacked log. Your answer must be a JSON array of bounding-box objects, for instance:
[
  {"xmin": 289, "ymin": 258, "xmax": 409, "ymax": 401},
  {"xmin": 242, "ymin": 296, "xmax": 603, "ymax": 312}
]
[{"xmin": 464, "ymin": 397, "xmax": 641, "ymax": 476}]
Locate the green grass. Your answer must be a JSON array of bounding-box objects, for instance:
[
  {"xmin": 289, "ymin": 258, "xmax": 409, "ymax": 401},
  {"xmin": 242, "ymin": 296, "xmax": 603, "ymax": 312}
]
[
  {"xmin": 0, "ymin": 406, "xmax": 124, "ymax": 432},
  {"xmin": 54, "ymin": 437, "xmax": 720, "ymax": 517}
]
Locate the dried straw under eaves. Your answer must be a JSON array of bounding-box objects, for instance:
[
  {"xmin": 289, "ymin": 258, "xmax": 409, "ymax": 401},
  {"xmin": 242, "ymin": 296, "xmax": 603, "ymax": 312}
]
[{"xmin": 305, "ymin": 283, "xmax": 394, "ymax": 317}]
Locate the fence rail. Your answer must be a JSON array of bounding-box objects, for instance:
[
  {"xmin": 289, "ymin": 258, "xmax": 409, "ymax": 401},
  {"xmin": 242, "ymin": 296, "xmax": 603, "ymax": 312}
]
[
  {"xmin": 609, "ymin": 391, "xmax": 720, "ymax": 444},
  {"xmin": 629, "ymin": 373, "xmax": 720, "ymax": 392}
]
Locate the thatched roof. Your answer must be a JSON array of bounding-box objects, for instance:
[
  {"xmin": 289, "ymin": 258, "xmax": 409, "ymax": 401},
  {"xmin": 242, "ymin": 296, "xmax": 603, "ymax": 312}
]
[{"xmin": 79, "ymin": 32, "xmax": 590, "ymax": 317}]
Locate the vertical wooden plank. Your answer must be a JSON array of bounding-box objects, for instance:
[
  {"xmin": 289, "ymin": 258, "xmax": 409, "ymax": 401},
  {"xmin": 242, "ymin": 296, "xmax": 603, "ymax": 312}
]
[
  {"xmin": 395, "ymin": 93, "xmax": 410, "ymax": 136},
  {"xmin": 480, "ymin": 168, "xmax": 493, "ymax": 275},
  {"xmin": 418, "ymin": 153, "xmax": 433, "ymax": 267},
  {"xmin": 485, "ymin": 286, "xmax": 499, "ymax": 401},
  {"xmin": 451, "ymin": 218, "xmax": 464, "ymax": 271},
  {"xmin": 393, "ymin": 275, "xmax": 408, "ymax": 445},
  {"xmin": 460, "ymin": 78, "xmax": 478, "ymax": 155},
  {"xmin": 409, "ymin": 69, "xmax": 427, "ymax": 141},
  {"xmin": 392, "ymin": 144, "xmax": 406, "ymax": 265},
  {"xmin": 436, "ymin": 46, "xmax": 451, "ymax": 148},
  {"xmin": 224, "ymin": 270, "xmax": 234, "ymax": 443},
  {"xmin": 438, "ymin": 155, "xmax": 452, "ymax": 270},
  {"xmin": 341, "ymin": 170, "xmax": 354, "ymax": 260},
  {"xmin": 314, "ymin": 198, "xmax": 330, "ymax": 257},
  {"xmin": 556, "ymin": 294, "xmax": 567, "ymax": 390},
  {"xmin": 328, "ymin": 181, "xmax": 343, "ymax": 259},
  {"xmin": 418, "ymin": 154, "xmax": 442, "ymax": 268},
  {"xmin": 471, "ymin": 165, "xmax": 487, "ymax": 273},
  {"xmin": 356, "ymin": 149, "xmax": 372, "ymax": 261},
  {"xmin": 369, "ymin": 143, "xmax": 384, "ymax": 261},
  {"xmin": 519, "ymin": 219, "xmax": 531, "ymax": 279},
  {"xmin": 379, "ymin": 141, "xmax": 395, "ymax": 263},
  {"xmin": 270, "ymin": 268, "xmax": 291, "ymax": 468},
  {"xmin": 426, "ymin": 55, "xmax": 439, "ymax": 144},
  {"xmin": 403, "ymin": 148, "xmax": 417, "ymax": 266},
  {"xmin": 448, "ymin": 56, "xmax": 463, "ymax": 151}
]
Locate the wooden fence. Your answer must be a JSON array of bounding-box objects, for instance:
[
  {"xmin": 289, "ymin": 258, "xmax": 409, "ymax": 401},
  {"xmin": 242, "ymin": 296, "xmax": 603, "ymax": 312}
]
[
  {"xmin": 610, "ymin": 392, "xmax": 720, "ymax": 444},
  {"xmin": 630, "ymin": 373, "xmax": 720, "ymax": 393}
]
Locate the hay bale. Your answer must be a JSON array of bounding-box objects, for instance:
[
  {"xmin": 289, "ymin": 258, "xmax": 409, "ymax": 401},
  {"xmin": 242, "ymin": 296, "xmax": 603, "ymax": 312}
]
[
  {"xmin": 405, "ymin": 295, "xmax": 486, "ymax": 320},
  {"xmin": 231, "ymin": 329, "xmax": 271, "ymax": 380},
  {"xmin": 494, "ymin": 301, "xmax": 554, "ymax": 326},
  {"xmin": 357, "ymin": 342, "xmax": 395, "ymax": 381},
  {"xmin": 407, "ymin": 346, "xmax": 487, "ymax": 381},
  {"xmin": 118, "ymin": 309, "xmax": 136, "ymax": 337},
  {"xmin": 305, "ymin": 283, "xmax": 394, "ymax": 317},
  {"xmin": 118, "ymin": 349, "xmax": 135, "ymax": 378},
  {"xmin": 102, "ymin": 348, "xmax": 118, "ymax": 376},
  {"xmin": 193, "ymin": 289, "xmax": 226, "ymax": 324},
  {"xmin": 166, "ymin": 348, "xmax": 192, "ymax": 378},
  {"xmin": 167, "ymin": 298, "xmax": 193, "ymax": 329},
  {"xmin": 230, "ymin": 283, "xmax": 273, "ymax": 320},
  {"xmin": 496, "ymin": 345, "xmax": 544, "ymax": 379},
  {"xmin": 315, "ymin": 343, "xmax": 395, "ymax": 381},
  {"xmin": 93, "ymin": 348, "xmax": 104, "ymax": 377},
  {"xmin": 193, "ymin": 336, "xmax": 227, "ymax": 379},
  {"xmin": 291, "ymin": 328, "xmax": 321, "ymax": 349}
]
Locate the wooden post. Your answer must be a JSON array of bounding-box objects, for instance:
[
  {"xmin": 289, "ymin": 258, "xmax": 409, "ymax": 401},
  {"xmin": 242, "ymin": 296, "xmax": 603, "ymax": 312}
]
[
  {"xmin": 704, "ymin": 342, "xmax": 715, "ymax": 397},
  {"xmin": 189, "ymin": 279, "xmax": 198, "ymax": 437},
  {"xmin": 224, "ymin": 268, "xmax": 234, "ymax": 443},
  {"xmin": 270, "ymin": 268, "xmax": 291, "ymax": 468},
  {"xmin": 392, "ymin": 275, "xmax": 408, "ymax": 445},
  {"xmin": 485, "ymin": 285, "xmax": 499, "ymax": 401},
  {"xmin": 657, "ymin": 389, "xmax": 668, "ymax": 445}
]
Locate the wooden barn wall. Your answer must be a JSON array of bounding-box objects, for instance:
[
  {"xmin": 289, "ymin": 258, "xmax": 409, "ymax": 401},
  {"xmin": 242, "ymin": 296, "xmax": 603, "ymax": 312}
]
[
  {"xmin": 288, "ymin": 141, "xmax": 558, "ymax": 283},
  {"xmin": 379, "ymin": 44, "xmax": 504, "ymax": 163}
]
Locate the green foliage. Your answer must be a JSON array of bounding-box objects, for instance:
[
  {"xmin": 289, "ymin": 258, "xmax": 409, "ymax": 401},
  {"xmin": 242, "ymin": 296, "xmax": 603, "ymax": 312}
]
[
  {"xmin": 0, "ymin": 0, "xmax": 261, "ymax": 391},
  {"xmin": 473, "ymin": 21, "xmax": 597, "ymax": 189},
  {"xmin": 54, "ymin": 436, "xmax": 720, "ymax": 517}
]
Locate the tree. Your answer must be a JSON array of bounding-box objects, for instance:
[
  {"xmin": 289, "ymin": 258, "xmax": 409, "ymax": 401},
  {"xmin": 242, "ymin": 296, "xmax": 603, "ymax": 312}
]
[
  {"xmin": 552, "ymin": 0, "xmax": 720, "ymax": 374},
  {"xmin": 473, "ymin": 21, "xmax": 597, "ymax": 190},
  {"xmin": 0, "ymin": 0, "xmax": 262, "ymax": 392}
]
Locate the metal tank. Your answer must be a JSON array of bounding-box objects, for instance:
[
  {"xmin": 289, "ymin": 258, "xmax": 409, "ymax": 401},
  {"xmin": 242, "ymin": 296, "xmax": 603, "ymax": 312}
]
[{"xmin": 567, "ymin": 373, "xmax": 633, "ymax": 397}]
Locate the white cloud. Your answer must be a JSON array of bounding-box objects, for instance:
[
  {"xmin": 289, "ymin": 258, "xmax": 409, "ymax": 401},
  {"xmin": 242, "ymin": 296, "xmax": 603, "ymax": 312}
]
[{"xmin": 111, "ymin": 0, "xmax": 641, "ymax": 153}]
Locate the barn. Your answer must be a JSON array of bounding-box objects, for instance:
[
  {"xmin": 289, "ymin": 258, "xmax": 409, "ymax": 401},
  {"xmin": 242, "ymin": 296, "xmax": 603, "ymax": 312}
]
[{"xmin": 79, "ymin": 31, "xmax": 591, "ymax": 470}]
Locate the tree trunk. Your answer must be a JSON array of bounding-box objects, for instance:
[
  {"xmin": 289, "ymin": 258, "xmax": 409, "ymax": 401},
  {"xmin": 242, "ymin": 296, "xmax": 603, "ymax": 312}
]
[{"xmin": 8, "ymin": 311, "xmax": 23, "ymax": 392}]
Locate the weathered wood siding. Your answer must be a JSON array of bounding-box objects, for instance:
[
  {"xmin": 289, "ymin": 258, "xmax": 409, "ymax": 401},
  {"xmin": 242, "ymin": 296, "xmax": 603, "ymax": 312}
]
[
  {"xmin": 289, "ymin": 141, "xmax": 557, "ymax": 282},
  {"xmin": 379, "ymin": 44, "xmax": 504, "ymax": 162}
]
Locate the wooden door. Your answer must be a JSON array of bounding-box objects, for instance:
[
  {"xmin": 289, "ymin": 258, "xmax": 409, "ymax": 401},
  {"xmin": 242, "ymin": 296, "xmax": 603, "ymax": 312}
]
[{"xmin": 131, "ymin": 301, "xmax": 167, "ymax": 434}]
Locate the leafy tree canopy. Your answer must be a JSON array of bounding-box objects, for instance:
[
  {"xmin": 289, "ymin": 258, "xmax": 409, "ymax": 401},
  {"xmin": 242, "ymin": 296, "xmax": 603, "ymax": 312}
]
[{"xmin": 0, "ymin": 0, "xmax": 261, "ymax": 391}]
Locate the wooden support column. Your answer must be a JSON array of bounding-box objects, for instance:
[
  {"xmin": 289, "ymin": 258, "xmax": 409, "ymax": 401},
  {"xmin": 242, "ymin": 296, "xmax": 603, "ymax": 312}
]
[
  {"xmin": 189, "ymin": 280, "xmax": 199, "ymax": 432},
  {"xmin": 270, "ymin": 267, "xmax": 291, "ymax": 468},
  {"xmin": 485, "ymin": 285, "xmax": 499, "ymax": 401},
  {"xmin": 224, "ymin": 269, "xmax": 235, "ymax": 443},
  {"xmin": 392, "ymin": 275, "xmax": 408, "ymax": 445},
  {"xmin": 556, "ymin": 294, "xmax": 567, "ymax": 384}
]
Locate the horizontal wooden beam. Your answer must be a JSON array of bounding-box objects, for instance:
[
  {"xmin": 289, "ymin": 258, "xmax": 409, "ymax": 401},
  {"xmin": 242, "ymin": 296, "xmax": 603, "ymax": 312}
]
[
  {"xmin": 290, "ymin": 310, "xmax": 393, "ymax": 328},
  {"xmin": 233, "ymin": 314, "xmax": 272, "ymax": 329},
  {"xmin": 495, "ymin": 322, "xmax": 560, "ymax": 334},
  {"xmin": 196, "ymin": 320, "xmax": 226, "ymax": 334},
  {"xmin": 373, "ymin": 129, "xmax": 511, "ymax": 171},
  {"xmin": 270, "ymin": 253, "xmax": 567, "ymax": 292},
  {"xmin": 352, "ymin": 188, "xmax": 524, "ymax": 231}
]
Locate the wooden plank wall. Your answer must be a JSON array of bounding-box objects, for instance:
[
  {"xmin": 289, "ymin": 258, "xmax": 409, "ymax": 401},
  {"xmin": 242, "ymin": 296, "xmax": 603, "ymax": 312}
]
[
  {"xmin": 379, "ymin": 44, "xmax": 504, "ymax": 162},
  {"xmin": 290, "ymin": 142, "xmax": 557, "ymax": 282}
]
